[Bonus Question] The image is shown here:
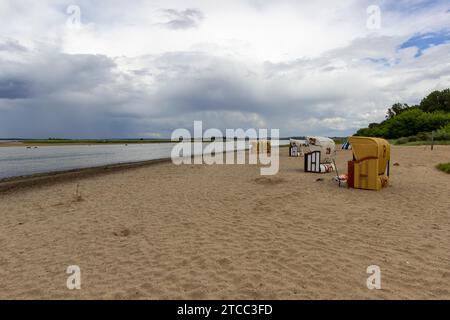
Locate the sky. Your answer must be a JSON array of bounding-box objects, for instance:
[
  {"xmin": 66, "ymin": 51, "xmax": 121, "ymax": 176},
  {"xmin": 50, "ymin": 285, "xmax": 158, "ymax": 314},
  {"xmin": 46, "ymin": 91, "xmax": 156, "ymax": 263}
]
[{"xmin": 0, "ymin": 0, "xmax": 449, "ymax": 138}]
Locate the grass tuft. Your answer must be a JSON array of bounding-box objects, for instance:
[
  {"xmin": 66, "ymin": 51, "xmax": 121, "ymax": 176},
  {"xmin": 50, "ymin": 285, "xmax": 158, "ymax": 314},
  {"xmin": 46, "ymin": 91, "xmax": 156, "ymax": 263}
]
[{"xmin": 436, "ymin": 163, "xmax": 450, "ymax": 174}]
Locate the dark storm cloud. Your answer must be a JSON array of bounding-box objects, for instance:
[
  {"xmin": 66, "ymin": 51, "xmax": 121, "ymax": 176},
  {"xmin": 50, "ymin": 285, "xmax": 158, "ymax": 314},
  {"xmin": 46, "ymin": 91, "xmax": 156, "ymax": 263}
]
[
  {"xmin": 155, "ymin": 77, "xmax": 261, "ymax": 113},
  {"xmin": 0, "ymin": 46, "xmax": 271, "ymax": 137},
  {"xmin": 0, "ymin": 79, "xmax": 33, "ymax": 99},
  {"xmin": 158, "ymin": 9, "xmax": 204, "ymax": 30},
  {"xmin": 1, "ymin": 50, "xmax": 117, "ymax": 95},
  {"xmin": 31, "ymin": 53, "xmax": 117, "ymax": 94},
  {"xmin": 0, "ymin": 45, "xmax": 135, "ymax": 138},
  {"xmin": 0, "ymin": 42, "xmax": 364, "ymax": 138}
]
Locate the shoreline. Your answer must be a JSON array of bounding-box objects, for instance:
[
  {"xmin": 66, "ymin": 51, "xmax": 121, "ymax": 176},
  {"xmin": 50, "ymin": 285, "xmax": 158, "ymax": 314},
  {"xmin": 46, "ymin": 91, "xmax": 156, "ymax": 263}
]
[
  {"xmin": 0, "ymin": 149, "xmax": 255, "ymax": 192},
  {"xmin": 0, "ymin": 157, "xmax": 172, "ymax": 193},
  {"xmin": 0, "ymin": 145, "xmax": 290, "ymax": 192}
]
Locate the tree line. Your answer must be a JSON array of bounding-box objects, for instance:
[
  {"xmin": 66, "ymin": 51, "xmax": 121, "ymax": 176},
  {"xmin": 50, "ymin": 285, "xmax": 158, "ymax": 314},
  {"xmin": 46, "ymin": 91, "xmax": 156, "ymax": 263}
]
[{"xmin": 355, "ymin": 89, "xmax": 450, "ymax": 139}]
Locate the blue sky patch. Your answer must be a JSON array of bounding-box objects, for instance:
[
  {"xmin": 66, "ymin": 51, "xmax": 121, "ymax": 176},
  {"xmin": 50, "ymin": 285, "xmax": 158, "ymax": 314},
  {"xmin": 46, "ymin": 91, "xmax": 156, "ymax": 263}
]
[
  {"xmin": 383, "ymin": 0, "xmax": 444, "ymax": 14},
  {"xmin": 400, "ymin": 31, "xmax": 450, "ymax": 57},
  {"xmin": 365, "ymin": 57, "xmax": 400, "ymax": 67}
]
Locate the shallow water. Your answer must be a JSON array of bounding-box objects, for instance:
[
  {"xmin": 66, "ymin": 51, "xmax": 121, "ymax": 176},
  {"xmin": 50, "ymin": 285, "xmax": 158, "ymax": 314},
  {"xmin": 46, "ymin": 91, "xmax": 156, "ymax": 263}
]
[{"xmin": 0, "ymin": 141, "xmax": 288, "ymax": 179}]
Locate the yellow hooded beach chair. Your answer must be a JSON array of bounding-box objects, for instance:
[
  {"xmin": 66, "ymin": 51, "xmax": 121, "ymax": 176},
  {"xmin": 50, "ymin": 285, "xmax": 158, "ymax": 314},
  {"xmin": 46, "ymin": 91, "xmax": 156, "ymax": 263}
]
[{"xmin": 348, "ymin": 137, "xmax": 390, "ymax": 191}]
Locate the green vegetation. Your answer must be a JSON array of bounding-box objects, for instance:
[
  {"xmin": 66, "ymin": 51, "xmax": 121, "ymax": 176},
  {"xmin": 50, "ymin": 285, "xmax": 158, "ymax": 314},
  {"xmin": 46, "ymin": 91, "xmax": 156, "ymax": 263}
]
[
  {"xmin": 332, "ymin": 137, "xmax": 346, "ymax": 144},
  {"xmin": 420, "ymin": 89, "xmax": 450, "ymax": 113},
  {"xmin": 391, "ymin": 139, "xmax": 450, "ymax": 146},
  {"xmin": 436, "ymin": 163, "xmax": 450, "ymax": 174},
  {"xmin": 389, "ymin": 123, "xmax": 450, "ymax": 145},
  {"xmin": 356, "ymin": 89, "xmax": 450, "ymax": 140}
]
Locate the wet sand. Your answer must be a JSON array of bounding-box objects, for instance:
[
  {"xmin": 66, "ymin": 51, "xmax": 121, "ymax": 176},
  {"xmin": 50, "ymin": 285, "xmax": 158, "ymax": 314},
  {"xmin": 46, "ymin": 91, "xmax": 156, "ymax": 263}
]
[{"xmin": 0, "ymin": 146, "xmax": 449, "ymax": 299}]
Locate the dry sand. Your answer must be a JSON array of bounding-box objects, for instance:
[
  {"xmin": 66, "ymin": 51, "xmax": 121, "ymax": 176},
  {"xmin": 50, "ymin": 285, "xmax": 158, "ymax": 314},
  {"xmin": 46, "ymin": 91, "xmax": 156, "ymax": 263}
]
[{"xmin": 0, "ymin": 146, "xmax": 449, "ymax": 299}]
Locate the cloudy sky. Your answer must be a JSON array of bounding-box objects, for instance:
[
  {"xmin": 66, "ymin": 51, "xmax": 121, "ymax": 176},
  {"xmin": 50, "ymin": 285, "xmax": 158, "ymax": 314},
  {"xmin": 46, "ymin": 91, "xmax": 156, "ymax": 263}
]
[{"xmin": 0, "ymin": 0, "xmax": 449, "ymax": 138}]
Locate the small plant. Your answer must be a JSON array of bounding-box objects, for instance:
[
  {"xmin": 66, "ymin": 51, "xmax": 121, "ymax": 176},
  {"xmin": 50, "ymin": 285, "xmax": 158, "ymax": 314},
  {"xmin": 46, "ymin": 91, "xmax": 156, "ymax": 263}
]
[
  {"xmin": 436, "ymin": 163, "xmax": 450, "ymax": 174},
  {"xmin": 75, "ymin": 183, "xmax": 83, "ymax": 201}
]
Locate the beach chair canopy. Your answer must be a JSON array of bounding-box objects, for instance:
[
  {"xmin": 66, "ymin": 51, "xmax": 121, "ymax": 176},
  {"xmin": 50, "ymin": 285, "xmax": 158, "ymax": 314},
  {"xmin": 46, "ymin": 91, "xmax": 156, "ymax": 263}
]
[
  {"xmin": 305, "ymin": 136, "xmax": 336, "ymax": 163},
  {"xmin": 348, "ymin": 136, "xmax": 390, "ymax": 175},
  {"xmin": 289, "ymin": 139, "xmax": 306, "ymax": 147}
]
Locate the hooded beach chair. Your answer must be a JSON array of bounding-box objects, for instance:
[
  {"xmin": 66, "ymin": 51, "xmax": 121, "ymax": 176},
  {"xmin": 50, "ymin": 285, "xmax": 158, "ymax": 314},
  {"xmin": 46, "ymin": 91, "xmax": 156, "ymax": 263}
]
[{"xmin": 347, "ymin": 137, "xmax": 390, "ymax": 190}]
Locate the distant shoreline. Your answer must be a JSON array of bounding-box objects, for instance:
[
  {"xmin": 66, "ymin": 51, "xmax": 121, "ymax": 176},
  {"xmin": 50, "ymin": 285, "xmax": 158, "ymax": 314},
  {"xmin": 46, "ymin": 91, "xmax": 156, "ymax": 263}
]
[
  {"xmin": 0, "ymin": 139, "xmax": 292, "ymax": 147},
  {"xmin": 0, "ymin": 140, "xmax": 175, "ymax": 147}
]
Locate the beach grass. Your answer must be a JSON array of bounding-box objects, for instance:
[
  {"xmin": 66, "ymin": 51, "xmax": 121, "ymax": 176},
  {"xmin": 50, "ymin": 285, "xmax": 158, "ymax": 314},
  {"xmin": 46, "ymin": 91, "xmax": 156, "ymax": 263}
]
[{"xmin": 436, "ymin": 163, "xmax": 450, "ymax": 173}]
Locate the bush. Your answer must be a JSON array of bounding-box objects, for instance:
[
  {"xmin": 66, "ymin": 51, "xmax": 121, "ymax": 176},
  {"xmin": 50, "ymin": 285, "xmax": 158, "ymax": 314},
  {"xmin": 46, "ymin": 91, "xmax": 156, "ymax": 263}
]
[
  {"xmin": 436, "ymin": 123, "xmax": 450, "ymax": 137},
  {"xmin": 436, "ymin": 163, "xmax": 450, "ymax": 174},
  {"xmin": 434, "ymin": 131, "xmax": 450, "ymax": 141},
  {"xmin": 415, "ymin": 132, "xmax": 430, "ymax": 141},
  {"xmin": 396, "ymin": 137, "xmax": 409, "ymax": 144},
  {"xmin": 441, "ymin": 123, "xmax": 450, "ymax": 133}
]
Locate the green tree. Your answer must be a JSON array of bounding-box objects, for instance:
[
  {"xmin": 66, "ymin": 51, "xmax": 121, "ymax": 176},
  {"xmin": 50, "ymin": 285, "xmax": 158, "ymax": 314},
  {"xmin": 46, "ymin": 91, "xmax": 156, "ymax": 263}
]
[
  {"xmin": 420, "ymin": 89, "xmax": 450, "ymax": 113},
  {"xmin": 385, "ymin": 103, "xmax": 410, "ymax": 119}
]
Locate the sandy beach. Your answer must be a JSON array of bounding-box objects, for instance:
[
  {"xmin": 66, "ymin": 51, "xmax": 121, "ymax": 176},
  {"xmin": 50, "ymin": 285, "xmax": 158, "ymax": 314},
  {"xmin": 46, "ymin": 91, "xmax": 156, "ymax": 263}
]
[{"xmin": 0, "ymin": 146, "xmax": 449, "ymax": 299}]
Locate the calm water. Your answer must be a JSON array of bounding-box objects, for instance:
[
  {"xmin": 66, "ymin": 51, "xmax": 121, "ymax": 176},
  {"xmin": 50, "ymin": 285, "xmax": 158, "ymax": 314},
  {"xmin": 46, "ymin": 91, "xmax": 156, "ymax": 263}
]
[{"xmin": 0, "ymin": 141, "xmax": 288, "ymax": 179}]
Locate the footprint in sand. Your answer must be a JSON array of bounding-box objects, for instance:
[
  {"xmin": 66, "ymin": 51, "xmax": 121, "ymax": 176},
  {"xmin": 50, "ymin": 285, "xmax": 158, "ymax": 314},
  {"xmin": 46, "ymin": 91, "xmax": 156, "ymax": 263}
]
[
  {"xmin": 253, "ymin": 177, "xmax": 285, "ymax": 185},
  {"xmin": 113, "ymin": 228, "xmax": 131, "ymax": 237}
]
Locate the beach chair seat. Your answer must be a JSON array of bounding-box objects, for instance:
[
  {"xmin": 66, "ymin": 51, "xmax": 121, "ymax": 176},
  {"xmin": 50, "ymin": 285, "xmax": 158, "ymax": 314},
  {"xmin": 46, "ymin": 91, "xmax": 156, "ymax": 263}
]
[{"xmin": 304, "ymin": 151, "xmax": 321, "ymax": 173}]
